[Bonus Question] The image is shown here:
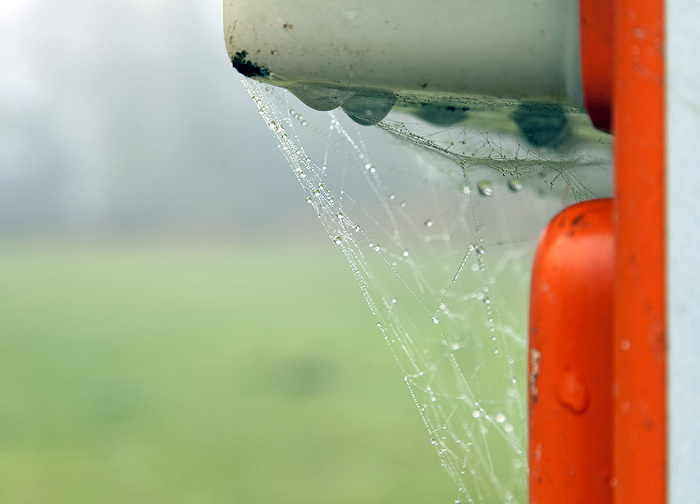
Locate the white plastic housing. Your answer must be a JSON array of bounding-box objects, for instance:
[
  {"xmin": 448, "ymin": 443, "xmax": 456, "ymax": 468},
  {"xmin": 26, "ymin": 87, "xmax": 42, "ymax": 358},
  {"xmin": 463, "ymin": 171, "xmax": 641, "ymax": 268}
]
[{"xmin": 223, "ymin": 0, "xmax": 583, "ymax": 110}]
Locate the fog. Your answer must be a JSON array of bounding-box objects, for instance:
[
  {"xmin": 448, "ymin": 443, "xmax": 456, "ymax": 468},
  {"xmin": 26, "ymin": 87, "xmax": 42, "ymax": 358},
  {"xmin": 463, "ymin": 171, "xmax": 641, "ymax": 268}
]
[{"xmin": 0, "ymin": 0, "xmax": 312, "ymax": 239}]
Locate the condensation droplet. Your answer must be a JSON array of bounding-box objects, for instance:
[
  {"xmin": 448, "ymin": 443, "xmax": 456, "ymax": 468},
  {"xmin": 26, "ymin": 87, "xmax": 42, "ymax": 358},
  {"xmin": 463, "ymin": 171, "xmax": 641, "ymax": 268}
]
[
  {"xmin": 508, "ymin": 178, "xmax": 523, "ymax": 192},
  {"xmin": 477, "ymin": 180, "xmax": 494, "ymax": 196}
]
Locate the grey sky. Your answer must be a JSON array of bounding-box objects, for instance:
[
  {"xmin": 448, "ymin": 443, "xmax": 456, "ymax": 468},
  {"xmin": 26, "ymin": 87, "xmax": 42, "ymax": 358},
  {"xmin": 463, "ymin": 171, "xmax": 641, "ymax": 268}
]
[{"xmin": 0, "ymin": 0, "xmax": 310, "ymax": 238}]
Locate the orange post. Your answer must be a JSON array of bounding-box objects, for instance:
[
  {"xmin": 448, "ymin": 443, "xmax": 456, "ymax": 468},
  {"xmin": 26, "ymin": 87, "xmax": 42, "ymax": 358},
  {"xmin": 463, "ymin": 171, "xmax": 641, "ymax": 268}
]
[
  {"xmin": 612, "ymin": 0, "xmax": 666, "ymax": 502},
  {"xmin": 528, "ymin": 0, "xmax": 666, "ymax": 502},
  {"xmin": 580, "ymin": 0, "xmax": 614, "ymax": 131},
  {"xmin": 529, "ymin": 199, "xmax": 614, "ymax": 504}
]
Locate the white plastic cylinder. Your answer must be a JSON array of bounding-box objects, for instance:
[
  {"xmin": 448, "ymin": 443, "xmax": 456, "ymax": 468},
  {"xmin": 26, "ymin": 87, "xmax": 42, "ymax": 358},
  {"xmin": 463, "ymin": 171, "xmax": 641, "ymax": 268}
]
[{"xmin": 223, "ymin": 0, "xmax": 583, "ymax": 111}]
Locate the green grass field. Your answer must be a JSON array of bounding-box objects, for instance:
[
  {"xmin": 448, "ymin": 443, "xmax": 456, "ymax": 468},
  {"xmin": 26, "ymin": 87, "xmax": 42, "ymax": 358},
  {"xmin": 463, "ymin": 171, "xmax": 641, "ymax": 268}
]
[{"xmin": 0, "ymin": 239, "xmax": 455, "ymax": 504}]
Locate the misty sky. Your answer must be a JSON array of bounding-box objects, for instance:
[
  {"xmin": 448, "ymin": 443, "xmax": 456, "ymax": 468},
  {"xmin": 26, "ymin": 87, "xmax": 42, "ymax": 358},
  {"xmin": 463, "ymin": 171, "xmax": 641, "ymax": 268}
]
[{"xmin": 0, "ymin": 0, "xmax": 313, "ymax": 238}]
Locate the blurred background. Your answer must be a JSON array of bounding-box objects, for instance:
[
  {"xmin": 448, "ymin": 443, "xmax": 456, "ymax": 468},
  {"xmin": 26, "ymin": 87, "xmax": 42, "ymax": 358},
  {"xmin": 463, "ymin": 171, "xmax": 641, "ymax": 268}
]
[{"xmin": 0, "ymin": 0, "xmax": 454, "ymax": 502}]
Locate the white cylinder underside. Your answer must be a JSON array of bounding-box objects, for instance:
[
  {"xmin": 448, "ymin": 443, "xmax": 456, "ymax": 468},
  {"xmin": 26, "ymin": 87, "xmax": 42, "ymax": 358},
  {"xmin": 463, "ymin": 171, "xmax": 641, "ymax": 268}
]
[{"xmin": 223, "ymin": 0, "xmax": 583, "ymax": 109}]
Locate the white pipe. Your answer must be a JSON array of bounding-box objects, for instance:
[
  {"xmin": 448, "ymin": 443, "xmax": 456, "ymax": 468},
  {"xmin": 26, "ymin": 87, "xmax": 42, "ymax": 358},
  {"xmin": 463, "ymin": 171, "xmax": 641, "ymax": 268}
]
[{"xmin": 224, "ymin": 0, "xmax": 583, "ymax": 120}]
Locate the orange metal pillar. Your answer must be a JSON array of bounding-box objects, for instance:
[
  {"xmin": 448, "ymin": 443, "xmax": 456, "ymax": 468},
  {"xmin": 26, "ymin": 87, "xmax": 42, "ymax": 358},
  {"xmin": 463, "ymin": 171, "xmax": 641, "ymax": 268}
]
[
  {"xmin": 529, "ymin": 199, "xmax": 614, "ymax": 504},
  {"xmin": 529, "ymin": 0, "xmax": 666, "ymax": 502},
  {"xmin": 612, "ymin": 0, "xmax": 666, "ymax": 502}
]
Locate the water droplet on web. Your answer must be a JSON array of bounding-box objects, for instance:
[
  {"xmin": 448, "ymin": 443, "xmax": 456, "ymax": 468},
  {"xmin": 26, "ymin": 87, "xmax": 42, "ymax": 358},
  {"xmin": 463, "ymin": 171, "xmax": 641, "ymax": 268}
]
[
  {"xmin": 508, "ymin": 178, "xmax": 523, "ymax": 192},
  {"xmin": 334, "ymin": 236, "xmax": 342, "ymax": 245},
  {"xmin": 391, "ymin": 298, "xmax": 397, "ymax": 304},
  {"xmin": 472, "ymin": 410, "xmax": 481, "ymax": 418},
  {"xmin": 495, "ymin": 413, "xmax": 506, "ymax": 423},
  {"xmin": 354, "ymin": 225, "xmax": 361, "ymax": 232},
  {"xmin": 504, "ymin": 423, "xmax": 514, "ymax": 433},
  {"xmin": 432, "ymin": 317, "xmax": 439, "ymax": 324},
  {"xmin": 424, "ymin": 219, "xmax": 434, "ymax": 227},
  {"xmin": 477, "ymin": 180, "xmax": 494, "ymax": 196},
  {"xmin": 399, "ymin": 201, "xmax": 406, "ymax": 208},
  {"xmin": 388, "ymin": 193, "xmax": 395, "ymax": 200},
  {"xmin": 288, "ymin": 84, "xmax": 354, "ymax": 111},
  {"xmin": 402, "ymin": 250, "xmax": 410, "ymax": 257},
  {"xmin": 462, "ymin": 185, "xmax": 471, "ymax": 195},
  {"xmin": 430, "ymin": 438, "xmax": 438, "ymax": 446},
  {"xmin": 451, "ymin": 343, "xmax": 461, "ymax": 351},
  {"xmin": 341, "ymin": 89, "xmax": 397, "ymax": 126}
]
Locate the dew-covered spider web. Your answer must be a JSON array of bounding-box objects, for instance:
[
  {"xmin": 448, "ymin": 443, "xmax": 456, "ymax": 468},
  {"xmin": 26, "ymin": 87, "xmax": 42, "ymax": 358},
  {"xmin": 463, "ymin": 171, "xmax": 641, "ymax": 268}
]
[{"xmin": 243, "ymin": 79, "xmax": 611, "ymax": 504}]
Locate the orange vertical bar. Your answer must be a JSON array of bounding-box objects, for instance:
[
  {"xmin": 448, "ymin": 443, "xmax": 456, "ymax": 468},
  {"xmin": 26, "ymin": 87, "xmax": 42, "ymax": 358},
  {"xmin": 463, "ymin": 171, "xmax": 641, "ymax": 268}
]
[
  {"xmin": 579, "ymin": 0, "xmax": 614, "ymax": 131},
  {"xmin": 529, "ymin": 199, "xmax": 614, "ymax": 504},
  {"xmin": 612, "ymin": 1, "xmax": 666, "ymax": 504}
]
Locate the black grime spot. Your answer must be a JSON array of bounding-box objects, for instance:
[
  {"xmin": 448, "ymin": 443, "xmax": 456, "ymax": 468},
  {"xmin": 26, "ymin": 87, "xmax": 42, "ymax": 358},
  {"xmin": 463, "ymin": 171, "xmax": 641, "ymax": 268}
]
[{"xmin": 231, "ymin": 50, "xmax": 271, "ymax": 78}]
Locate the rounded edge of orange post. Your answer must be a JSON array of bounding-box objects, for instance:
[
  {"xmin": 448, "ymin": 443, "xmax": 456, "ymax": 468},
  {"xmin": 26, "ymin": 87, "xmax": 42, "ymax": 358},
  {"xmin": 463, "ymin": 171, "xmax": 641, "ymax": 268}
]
[{"xmin": 529, "ymin": 199, "xmax": 614, "ymax": 504}]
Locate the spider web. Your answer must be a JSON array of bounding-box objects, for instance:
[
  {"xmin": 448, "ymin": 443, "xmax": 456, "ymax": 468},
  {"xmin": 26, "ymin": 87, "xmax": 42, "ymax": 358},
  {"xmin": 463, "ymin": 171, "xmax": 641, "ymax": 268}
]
[{"xmin": 243, "ymin": 79, "xmax": 611, "ymax": 503}]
